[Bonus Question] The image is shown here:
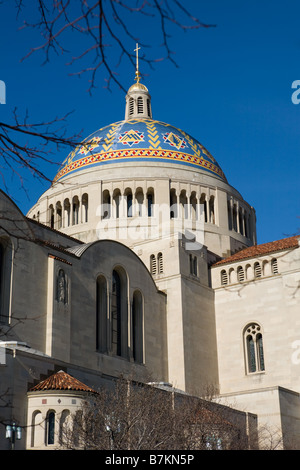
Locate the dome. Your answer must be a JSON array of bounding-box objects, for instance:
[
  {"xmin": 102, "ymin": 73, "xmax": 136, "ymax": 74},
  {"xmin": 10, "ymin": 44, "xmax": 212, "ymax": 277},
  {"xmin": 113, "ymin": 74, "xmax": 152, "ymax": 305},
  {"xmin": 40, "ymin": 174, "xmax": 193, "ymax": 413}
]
[{"xmin": 53, "ymin": 118, "xmax": 227, "ymax": 184}]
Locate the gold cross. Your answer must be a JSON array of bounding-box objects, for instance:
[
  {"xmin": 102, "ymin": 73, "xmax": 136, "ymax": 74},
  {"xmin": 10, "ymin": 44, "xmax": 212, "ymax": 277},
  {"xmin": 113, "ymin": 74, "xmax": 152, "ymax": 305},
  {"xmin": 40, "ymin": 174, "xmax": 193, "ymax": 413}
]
[{"xmin": 134, "ymin": 43, "xmax": 141, "ymax": 82}]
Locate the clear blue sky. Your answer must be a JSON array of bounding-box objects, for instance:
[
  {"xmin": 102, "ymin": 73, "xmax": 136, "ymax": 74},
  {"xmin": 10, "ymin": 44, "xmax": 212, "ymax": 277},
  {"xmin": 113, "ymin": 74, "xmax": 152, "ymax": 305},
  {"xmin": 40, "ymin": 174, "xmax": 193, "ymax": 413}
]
[{"xmin": 0, "ymin": 0, "xmax": 299, "ymax": 244}]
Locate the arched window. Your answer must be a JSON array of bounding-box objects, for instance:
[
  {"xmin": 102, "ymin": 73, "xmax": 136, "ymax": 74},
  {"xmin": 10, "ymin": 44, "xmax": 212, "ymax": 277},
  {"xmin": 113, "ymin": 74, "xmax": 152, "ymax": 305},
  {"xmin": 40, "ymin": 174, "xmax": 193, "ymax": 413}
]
[
  {"xmin": 147, "ymin": 99, "xmax": 151, "ymax": 117},
  {"xmin": 200, "ymin": 194, "xmax": 207, "ymax": 223},
  {"xmin": 132, "ymin": 290, "xmax": 143, "ymax": 363},
  {"xmin": 147, "ymin": 188, "xmax": 154, "ymax": 217},
  {"xmin": 111, "ymin": 269, "xmax": 128, "ymax": 358},
  {"xmin": 125, "ymin": 189, "xmax": 133, "ymax": 218},
  {"xmin": 64, "ymin": 199, "xmax": 71, "ymax": 227},
  {"xmin": 136, "ymin": 188, "xmax": 144, "ymax": 217},
  {"xmin": 237, "ymin": 266, "xmax": 245, "ymax": 282},
  {"xmin": 49, "ymin": 205, "xmax": 54, "ymax": 228},
  {"xmin": 82, "ymin": 193, "xmax": 88, "ymax": 223},
  {"xmin": 102, "ymin": 190, "xmax": 111, "ymax": 219},
  {"xmin": 31, "ymin": 410, "xmax": 43, "ymax": 448},
  {"xmin": 189, "ymin": 255, "xmax": 197, "ymax": 276},
  {"xmin": 56, "ymin": 202, "xmax": 62, "ymax": 229},
  {"xmin": 209, "ymin": 196, "xmax": 215, "ymax": 224},
  {"xmin": 129, "ymin": 97, "xmax": 134, "ymax": 115},
  {"xmin": 137, "ymin": 96, "xmax": 143, "ymax": 114},
  {"xmin": 72, "ymin": 196, "xmax": 79, "ymax": 225},
  {"xmin": 227, "ymin": 201, "xmax": 232, "ymax": 231},
  {"xmin": 190, "ymin": 192, "xmax": 197, "ymax": 222},
  {"xmin": 157, "ymin": 252, "xmax": 163, "ymax": 274},
  {"xmin": 244, "ymin": 323, "xmax": 265, "ymax": 374},
  {"xmin": 96, "ymin": 275, "xmax": 107, "ymax": 353},
  {"xmin": 113, "ymin": 189, "xmax": 121, "ymax": 218},
  {"xmin": 150, "ymin": 254, "xmax": 157, "ymax": 275},
  {"xmin": 232, "ymin": 204, "xmax": 237, "ymax": 232},
  {"xmin": 47, "ymin": 411, "xmax": 55, "ymax": 445},
  {"xmin": 254, "ymin": 262, "xmax": 262, "ymax": 278},
  {"xmin": 220, "ymin": 269, "xmax": 228, "ymax": 286},
  {"xmin": 170, "ymin": 189, "xmax": 177, "ymax": 219},
  {"xmin": 179, "ymin": 190, "xmax": 188, "ymax": 219},
  {"xmin": 271, "ymin": 258, "xmax": 278, "ymax": 274}
]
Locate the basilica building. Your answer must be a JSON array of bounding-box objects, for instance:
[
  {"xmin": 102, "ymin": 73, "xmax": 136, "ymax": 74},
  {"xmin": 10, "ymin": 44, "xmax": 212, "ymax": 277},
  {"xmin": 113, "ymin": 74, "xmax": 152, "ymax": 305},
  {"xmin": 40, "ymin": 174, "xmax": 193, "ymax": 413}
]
[{"xmin": 0, "ymin": 54, "xmax": 299, "ymax": 450}]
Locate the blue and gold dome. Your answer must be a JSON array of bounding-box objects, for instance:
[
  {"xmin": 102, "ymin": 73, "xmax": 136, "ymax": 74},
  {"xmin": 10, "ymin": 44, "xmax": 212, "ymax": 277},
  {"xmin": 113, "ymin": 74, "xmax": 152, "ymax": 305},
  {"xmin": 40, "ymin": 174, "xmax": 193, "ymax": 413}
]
[
  {"xmin": 54, "ymin": 46, "xmax": 226, "ymax": 184},
  {"xmin": 54, "ymin": 118, "xmax": 226, "ymax": 183}
]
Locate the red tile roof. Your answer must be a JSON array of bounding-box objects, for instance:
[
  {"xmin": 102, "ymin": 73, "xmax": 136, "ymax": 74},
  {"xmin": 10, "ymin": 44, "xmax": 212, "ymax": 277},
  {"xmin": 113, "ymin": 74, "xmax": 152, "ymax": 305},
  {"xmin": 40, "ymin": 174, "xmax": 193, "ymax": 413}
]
[
  {"xmin": 29, "ymin": 370, "xmax": 97, "ymax": 393},
  {"xmin": 213, "ymin": 236, "xmax": 299, "ymax": 266}
]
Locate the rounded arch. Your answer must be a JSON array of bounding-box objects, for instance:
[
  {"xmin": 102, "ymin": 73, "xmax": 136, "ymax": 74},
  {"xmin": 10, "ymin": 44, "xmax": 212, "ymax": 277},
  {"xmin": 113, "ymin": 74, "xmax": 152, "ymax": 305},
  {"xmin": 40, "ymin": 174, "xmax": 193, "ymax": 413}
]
[
  {"xmin": 31, "ymin": 410, "xmax": 43, "ymax": 448},
  {"xmin": 46, "ymin": 409, "xmax": 56, "ymax": 445},
  {"xmin": 243, "ymin": 322, "xmax": 265, "ymax": 374}
]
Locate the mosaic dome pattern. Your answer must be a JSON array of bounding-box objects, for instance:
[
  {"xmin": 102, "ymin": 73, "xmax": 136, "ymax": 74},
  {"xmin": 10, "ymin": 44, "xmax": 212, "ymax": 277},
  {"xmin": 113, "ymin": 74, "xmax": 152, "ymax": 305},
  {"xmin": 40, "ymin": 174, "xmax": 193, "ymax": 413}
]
[{"xmin": 54, "ymin": 118, "xmax": 227, "ymax": 183}]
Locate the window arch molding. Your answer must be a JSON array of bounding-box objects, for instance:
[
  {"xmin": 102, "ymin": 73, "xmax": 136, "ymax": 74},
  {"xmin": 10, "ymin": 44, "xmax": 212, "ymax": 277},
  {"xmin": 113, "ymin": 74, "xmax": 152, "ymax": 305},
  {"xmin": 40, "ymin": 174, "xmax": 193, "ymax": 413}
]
[{"xmin": 243, "ymin": 322, "xmax": 265, "ymax": 374}]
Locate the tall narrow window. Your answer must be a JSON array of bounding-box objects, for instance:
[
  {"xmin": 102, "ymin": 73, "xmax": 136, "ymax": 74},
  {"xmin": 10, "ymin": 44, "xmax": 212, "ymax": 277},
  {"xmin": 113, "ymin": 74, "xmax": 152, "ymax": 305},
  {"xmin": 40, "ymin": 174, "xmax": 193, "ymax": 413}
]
[
  {"xmin": 96, "ymin": 275, "xmax": 107, "ymax": 353},
  {"xmin": 157, "ymin": 252, "xmax": 163, "ymax": 274},
  {"xmin": 82, "ymin": 193, "xmax": 88, "ymax": 223},
  {"xmin": 113, "ymin": 189, "xmax": 121, "ymax": 219},
  {"xmin": 126, "ymin": 191, "xmax": 133, "ymax": 217},
  {"xmin": 237, "ymin": 266, "xmax": 245, "ymax": 282},
  {"xmin": 209, "ymin": 196, "xmax": 215, "ymax": 224},
  {"xmin": 56, "ymin": 202, "xmax": 62, "ymax": 229},
  {"xmin": 170, "ymin": 189, "xmax": 177, "ymax": 219},
  {"xmin": 150, "ymin": 254, "xmax": 157, "ymax": 275},
  {"xmin": 254, "ymin": 262, "xmax": 261, "ymax": 278},
  {"xmin": 49, "ymin": 205, "xmax": 54, "ymax": 229},
  {"xmin": 200, "ymin": 194, "xmax": 207, "ymax": 223},
  {"xmin": 112, "ymin": 270, "xmax": 121, "ymax": 357},
  {"xmin": 72, "ymin": 196, "xmax": 79, "ymax": 225},
  {"xmin": 111, "ymin": 269, "xmax": 128, "ymax": 358},
  {"xmin": 244, "ymin": 323, "xmax": 265, "ymax": 374},
  {"xmin": 47, "ymin": 411, "xmax": 55, "ymax": 445},
  {"xmin": 271, "ymin": 258, "xmax": 278, "ymax": 274},
  {"xmin": 137, "ymin": 96, "xmax": 143, "ymax": 113},
  {"xmin": 64, "ymin": 199, "xmax": 71, "ymax": 227},
  {"xmin": 129, "ymin": 97, "xmax": 134, "ymax": 115},
  {"xmin": 102, "ymin": 190, "xmax": 111, "ymax": 219},
  {"xmin": 221, "ymin": 269, "xmax": 228, "ymax": 286},
  {"xmin": 147, "ymin": 190, "xmax": 154, "ymax": 217},
  {"xmin": 132, "ymin": 291, "xmax": 143, "ymax": 363}
]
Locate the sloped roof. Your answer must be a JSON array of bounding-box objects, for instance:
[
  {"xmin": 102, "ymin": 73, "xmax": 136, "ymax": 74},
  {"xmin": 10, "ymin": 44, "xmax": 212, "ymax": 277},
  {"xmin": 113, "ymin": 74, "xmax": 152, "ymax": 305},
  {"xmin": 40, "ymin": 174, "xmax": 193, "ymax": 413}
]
[
  {"xmin": 29, "ymin": 370, "xmax": 97, "ymax": 393},
  {"xmin": 213, "ymin": 236, "xmax": 299, "ymax": 267}
]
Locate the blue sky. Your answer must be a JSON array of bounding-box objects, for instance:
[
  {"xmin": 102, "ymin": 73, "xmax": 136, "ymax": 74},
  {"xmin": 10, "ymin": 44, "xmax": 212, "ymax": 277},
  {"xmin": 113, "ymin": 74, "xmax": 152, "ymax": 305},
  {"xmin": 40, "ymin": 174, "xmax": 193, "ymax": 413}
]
[{"xmin": 0, "ymin": 0, "xmax": 299, "ymax": 244}]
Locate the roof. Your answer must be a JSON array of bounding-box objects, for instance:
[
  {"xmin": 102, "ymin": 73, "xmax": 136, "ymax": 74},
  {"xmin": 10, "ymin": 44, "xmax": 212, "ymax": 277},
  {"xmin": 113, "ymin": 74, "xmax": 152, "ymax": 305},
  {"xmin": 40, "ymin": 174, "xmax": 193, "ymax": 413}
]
[
  {"xmin": 213, "ymin": 235, "xmax": 299, "ymax": 267},
  {"xmin": 53, "ymin": 118, "xmax": 226, "ymax": 183},
  {"xmin": 29, "ymin": 370, "xmax": 97, "ymax": 394}
]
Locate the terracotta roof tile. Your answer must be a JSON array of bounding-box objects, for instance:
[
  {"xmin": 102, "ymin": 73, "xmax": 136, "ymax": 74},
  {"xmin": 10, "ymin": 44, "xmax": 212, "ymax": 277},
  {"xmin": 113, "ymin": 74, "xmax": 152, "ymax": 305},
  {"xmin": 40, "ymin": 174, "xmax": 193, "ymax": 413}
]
[
  {"xmin": 213, "ymin": 236, "xmax": 299, "ymax": 267},
  {"xmin": 29, "ymin": 370, "xmax": 97, "ymax": 393}
]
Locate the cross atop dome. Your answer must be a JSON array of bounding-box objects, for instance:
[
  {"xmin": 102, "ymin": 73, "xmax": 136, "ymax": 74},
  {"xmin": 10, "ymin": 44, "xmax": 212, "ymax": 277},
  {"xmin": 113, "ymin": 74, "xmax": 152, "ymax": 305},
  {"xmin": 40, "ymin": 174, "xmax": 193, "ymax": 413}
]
[
  {"xmin": 124, "ymin": 43, "xmax": 152, "ymax": 120},
  {"xmin": 134, "ymin": 43, "xmax": 141, "ymax": 83}
]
